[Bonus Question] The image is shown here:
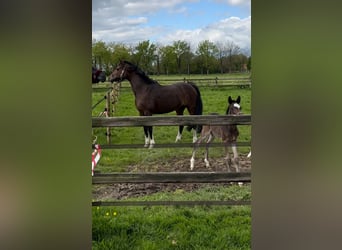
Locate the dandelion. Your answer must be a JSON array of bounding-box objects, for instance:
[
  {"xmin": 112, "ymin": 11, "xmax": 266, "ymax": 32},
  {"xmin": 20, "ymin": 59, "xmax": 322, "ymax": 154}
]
[
  {"xmin": 113, "ymin": 212, "xmax": 117, "ymax": 216},
  {"xmin": 105, "ymin": 212, "xmax": 109, "ymax": 216},
  {"xmin": 97, "ymin": 206, "xmax": 100, "ymax": 210}
]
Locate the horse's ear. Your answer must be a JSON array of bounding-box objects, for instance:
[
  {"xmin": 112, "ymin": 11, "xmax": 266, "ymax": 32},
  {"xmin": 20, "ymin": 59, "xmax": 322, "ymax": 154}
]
[
  {"xmin": 236, "ymin": 96, "xmax": 241, "ymax": 103},
  {"xmin": 228, "ymin": 96, "xmax": 233, "ymax": 104}
]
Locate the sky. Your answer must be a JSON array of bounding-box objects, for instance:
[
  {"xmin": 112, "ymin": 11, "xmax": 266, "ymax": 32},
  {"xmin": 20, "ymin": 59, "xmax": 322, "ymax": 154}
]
[{"xmin": 92, "ymin": 0, "xmax": 251, "ymax": 54}]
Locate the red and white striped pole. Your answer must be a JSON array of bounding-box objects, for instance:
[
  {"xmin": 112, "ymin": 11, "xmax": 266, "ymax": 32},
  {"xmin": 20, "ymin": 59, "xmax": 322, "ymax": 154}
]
[{"xmin": 91, "ymin": 144, "xmax": 101, "ymax": 176}]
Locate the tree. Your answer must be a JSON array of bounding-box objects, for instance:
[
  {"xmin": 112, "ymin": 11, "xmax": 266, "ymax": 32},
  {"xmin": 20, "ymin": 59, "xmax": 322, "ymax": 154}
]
[
  {"xmin": 225, "ymin": 41, "xmax": 240, "ymax": 73},
  {"xmin": 160, "ymin": 45, "xmax": 175, "ymax": 75},
  {"xmin": 172, "ymin": 40, "xmax": 190, "ymax": 74},
  {"xmin": 106, "ymin": 42, "xmax": 131, "ymax": 73},
  {"xmin": 196, "ymin": 40, "xmax": 218, "ymax": 74},
  {"xmin": 247, "ymin": 56, "xmax": 251, "ymax": 72},
  {"xmin": 132, "ymin": 40, "xmax": 157, "ymax": 74},
  {"xmin": 92, "ymin": 39, "xmax": 111, "ymax": 69},
  {"xmin": 216, "ymin": 42, "xmax": 228, "ymax": 73}
]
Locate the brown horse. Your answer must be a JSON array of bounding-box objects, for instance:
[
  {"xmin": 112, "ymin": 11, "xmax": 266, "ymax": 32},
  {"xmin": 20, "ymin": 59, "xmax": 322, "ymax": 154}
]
[
  {"xmin": 109, "ymin": 60, "xmax": 203, "ymax": 148},
  {"xmin": 92, "ymin": 66, "xmax": 106, "ymax": 83},
  {"xmin": 190, "ymin": 96, "xmax": 241, "ymax": 171}
]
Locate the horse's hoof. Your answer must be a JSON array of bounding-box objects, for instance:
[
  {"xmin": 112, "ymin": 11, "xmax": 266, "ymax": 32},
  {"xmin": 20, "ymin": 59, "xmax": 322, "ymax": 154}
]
[
  {"xmin": 175, "ymin": 135, "xmax": 182, "ymax": 142},
  {"xmin": 204, "ymin": 159, "xmax": 210, "ymax": 168},
  {"xmin": 148, "ymin": 144, "xmax": 154, "ymax": 149}
]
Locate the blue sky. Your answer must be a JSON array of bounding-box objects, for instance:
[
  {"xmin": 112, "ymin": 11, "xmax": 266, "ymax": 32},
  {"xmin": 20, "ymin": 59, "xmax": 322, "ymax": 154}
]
[
  {"xmin": 92, "ymin": 0, "xmax": 251, "ymax": 53},
  {"xmin": 146, "ymin": 1, "xmax": 242, "ymax": 29}
]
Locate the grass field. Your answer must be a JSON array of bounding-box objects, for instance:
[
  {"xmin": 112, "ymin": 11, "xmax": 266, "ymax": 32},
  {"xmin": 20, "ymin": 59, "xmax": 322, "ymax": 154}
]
[
  {"xmin": 92, "ymin": 74, "xmax": 251, "ymax": 249},
  {"xmin": 92, "ymin": 74, "xmax": 251, "ymax": 172},
  {"xmin": 93, "ymin": 184, "xmax": 251, "ymax": 250}
]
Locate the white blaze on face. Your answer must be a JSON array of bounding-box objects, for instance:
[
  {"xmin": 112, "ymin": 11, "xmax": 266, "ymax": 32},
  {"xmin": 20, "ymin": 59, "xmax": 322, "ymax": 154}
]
[{"xmin": 233, "ymin": 103, "xmax": 240, "ymax": 109}]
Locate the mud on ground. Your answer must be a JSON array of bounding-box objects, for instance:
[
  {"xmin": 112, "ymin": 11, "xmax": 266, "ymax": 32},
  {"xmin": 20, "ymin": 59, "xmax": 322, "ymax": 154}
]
[{"xmin": 92, "ymin": 156, "xmax": 251, "ymax": 201}]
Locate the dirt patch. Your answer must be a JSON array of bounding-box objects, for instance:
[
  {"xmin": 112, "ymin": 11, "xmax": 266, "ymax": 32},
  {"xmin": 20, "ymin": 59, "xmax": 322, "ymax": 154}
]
[{"xmin": 92, "ymin": 156, "xmax": 251, "ymax": 201}]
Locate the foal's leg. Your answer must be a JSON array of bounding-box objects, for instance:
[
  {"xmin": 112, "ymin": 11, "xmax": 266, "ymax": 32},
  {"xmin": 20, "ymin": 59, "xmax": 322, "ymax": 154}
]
[
  {"xmin": 192, "ymin": 129, "xmax": 198, "ymax": 143},
  {"xmin": 224, "ymin": 144, "xmax": 231, "ymax": 172},
  {"xmin": 204, "ymin": 134, "xmax": 214, "ymax": 168},
  {"xmin": 190, "ymin": 134, "xmax": 206, "ymax": 170},
  {"xmin": 231, "ymin": 144, "xmax": 240, "ymax": 172}
]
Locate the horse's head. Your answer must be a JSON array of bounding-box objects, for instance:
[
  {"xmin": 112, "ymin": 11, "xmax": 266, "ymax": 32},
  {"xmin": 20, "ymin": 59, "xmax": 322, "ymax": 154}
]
[
  {"xmin": 92, "ymin": 68, "xmax": 106, "ymax": 83},
  {"xmin": 226, "ymin": 96, "xmax": 241, "ymax": 115},
  {"xmin": 109, "ymin": 61, "xmax": 130, "ymax": 83}
]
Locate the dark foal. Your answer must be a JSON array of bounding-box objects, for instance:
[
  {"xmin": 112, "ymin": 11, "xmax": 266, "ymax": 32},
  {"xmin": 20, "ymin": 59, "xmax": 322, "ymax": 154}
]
[{"xmin": 190, "ymin": 96, "xmax": 241, "ymax": 171}]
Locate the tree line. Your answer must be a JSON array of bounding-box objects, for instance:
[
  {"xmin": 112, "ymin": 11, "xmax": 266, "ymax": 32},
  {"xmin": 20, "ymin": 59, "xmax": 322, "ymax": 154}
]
[{"xmin": 92, "ymin": 39, "xmax": 251, "ymax": 75}]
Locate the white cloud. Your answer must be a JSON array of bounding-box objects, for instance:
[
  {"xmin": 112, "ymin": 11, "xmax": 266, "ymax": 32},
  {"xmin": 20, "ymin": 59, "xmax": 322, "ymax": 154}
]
[
  {"xmin": 92, "ymin": 1, "xmax": 251, "ymax": 54},
  {"xmin": 92, "ymin": 0, "xmax": 189, "ymax": 16},
  {"xmin": 159, "ymin": 16, "xmax": 251, "ymax": 52},
  {"xmin": 227, "ymin": 0, "xmax": 249, "ymax": 6}
]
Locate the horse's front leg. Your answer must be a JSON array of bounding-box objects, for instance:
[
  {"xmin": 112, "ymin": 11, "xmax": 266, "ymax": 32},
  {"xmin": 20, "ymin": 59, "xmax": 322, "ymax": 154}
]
[
  {"xmin": 143, "ymin": 126, "xmax": 150, "ymax": 148},
  {"xmin": 175, "ymin": 110, "xmax": 185, "ymax": 142},
  {"xmin": 148, "ymin": 126, "xmax": 155, "ymax": 149},
  {"xmin": 175, "ymin": 125, "xmax": 183, "ymax": 142}
]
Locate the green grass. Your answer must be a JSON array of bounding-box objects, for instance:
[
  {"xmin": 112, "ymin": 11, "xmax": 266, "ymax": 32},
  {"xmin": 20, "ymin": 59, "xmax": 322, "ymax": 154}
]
[
  {"xmin": 92, "ymin": 74, "xmax": 251, "ymax": 249},
  {"xmin": 92, "ymin": 81, "xmax": 251, "ymax": 172},
  {"xmin": 93, "ymin": 184, "xmax": 251, "ymax": 250}
]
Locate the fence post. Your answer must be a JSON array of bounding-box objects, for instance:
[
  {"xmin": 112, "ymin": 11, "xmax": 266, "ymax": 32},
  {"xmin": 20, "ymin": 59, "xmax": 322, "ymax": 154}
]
[{"xmin": 106, "ymin": 91, "xmax": 111, "ymax": 144}]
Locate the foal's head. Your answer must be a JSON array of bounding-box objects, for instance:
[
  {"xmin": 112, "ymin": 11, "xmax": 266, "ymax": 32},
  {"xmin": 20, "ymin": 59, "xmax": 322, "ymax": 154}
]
[{"xmin": 226, "ymin": 96, "xmax": 241, "ymax": 115}]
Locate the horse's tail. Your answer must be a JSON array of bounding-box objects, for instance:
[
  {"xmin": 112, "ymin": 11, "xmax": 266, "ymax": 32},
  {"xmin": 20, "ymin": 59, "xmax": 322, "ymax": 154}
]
[{"xmin": 187, "ymin": 83, "xmax": 203, "ymax": 133}]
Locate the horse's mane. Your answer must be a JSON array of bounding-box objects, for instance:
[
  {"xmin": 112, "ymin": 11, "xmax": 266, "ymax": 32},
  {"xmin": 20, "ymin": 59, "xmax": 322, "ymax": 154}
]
[{"xmin": 124, "ymin": 61, "xmax": 158, "ymax": 85}]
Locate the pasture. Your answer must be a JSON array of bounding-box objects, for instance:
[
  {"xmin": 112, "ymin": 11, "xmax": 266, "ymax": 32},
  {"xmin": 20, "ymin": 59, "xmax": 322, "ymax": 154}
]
[{"xmin": 92, "ymin": 73, "xmax": 251, "ymax": 249}]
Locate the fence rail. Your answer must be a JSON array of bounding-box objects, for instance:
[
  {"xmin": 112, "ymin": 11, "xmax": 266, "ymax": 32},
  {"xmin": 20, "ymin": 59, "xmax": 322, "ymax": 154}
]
[
  {"xmin": 92, "ymin": 115, "xmax": 251, "ymax": 207},
  {"xmin": 92, "ymin": 76, "xmax": 251, "ymax": 90},
  {"xmin": 92, "ymin": 172, "xmax": 251, "ymax": 184},
  {"xmin": 94, "ymin": 141, "xmax": 250, "ymax": 149},
  {"xmin": 92, "ymin": 115, "xmax": 251, "ymax": 127},
  {"xmin": 92, "ymin": 200, "xmax": 250, "ymax": 207}
]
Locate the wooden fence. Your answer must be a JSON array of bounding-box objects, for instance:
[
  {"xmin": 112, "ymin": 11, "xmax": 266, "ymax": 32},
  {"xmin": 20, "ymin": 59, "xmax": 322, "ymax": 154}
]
[
  {"xmin": 92, "ymin": 83, "xmax": 121, "ymax": 143},
  {"xmin": 92, "ymin": 76, "xmax": 251, "ymax": 90},
  {"xmin": 92, "ymin": 115, "xmax": 251, "ymax": 207},
  {"xmin": 157, "ymin": 77, "xmax": 251, "ymax": 88}
]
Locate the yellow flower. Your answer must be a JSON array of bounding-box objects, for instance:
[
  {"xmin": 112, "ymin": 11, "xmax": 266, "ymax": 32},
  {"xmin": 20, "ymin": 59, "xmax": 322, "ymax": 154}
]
[
  {"xmin": 113, "ymin": 212, "xmax": 117, "ymax": 216},
  {"xmin": 105, "ymin": 212, "xmax": 109, "ymax": 216}
]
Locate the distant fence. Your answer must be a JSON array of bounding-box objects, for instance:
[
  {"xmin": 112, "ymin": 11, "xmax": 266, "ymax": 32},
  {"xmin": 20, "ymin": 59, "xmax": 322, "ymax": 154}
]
[
  {"xmin": 92, "ymin": 115, "xmax": 251, "ymax": 207},
  {"xmin": 92, "ymin": 83, "xmax": 121, "ymax": 143},
  {"xmin": 157, "ymin": 77, "xmax": 251, "ymax": 88},
  {"xmin": 92, "ymin": 76, "xmax": 251, "ymax": 90}
]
